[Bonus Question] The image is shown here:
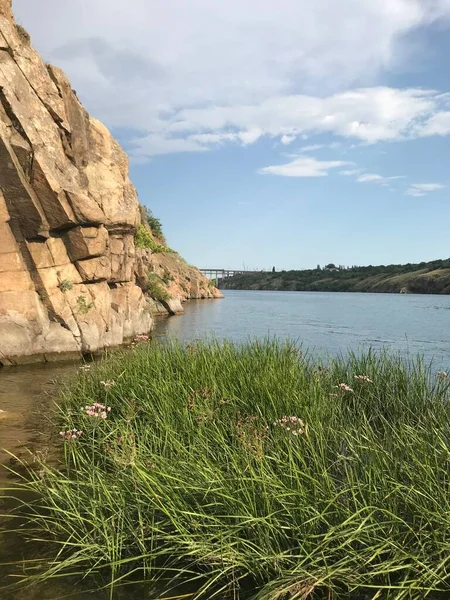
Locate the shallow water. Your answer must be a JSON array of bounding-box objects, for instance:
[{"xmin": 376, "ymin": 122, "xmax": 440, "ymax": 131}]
[{"xmin": 1, "ymin": 290, "xmax": 450, "ymax": 598}]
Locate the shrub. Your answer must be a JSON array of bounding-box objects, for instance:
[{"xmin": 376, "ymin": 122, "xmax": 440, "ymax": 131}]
[
  {"xmin": 8, "ymin": 343, "xmax": 450, "ymax": 599},
  {"xmin": 147, "ymin": 273, "xmax": 171, "ymax": 302},
  {"xmin": 162, "ymin": 269, "xmax": 174, "ymax": 284},
  {"xmin": 144, "ymin": 208, "xmax": 165, "ymax": 241},
  {"xmin": 134, "ymin": 225, "xmax": 174, "ymax": 254},
  {"xmin": 59, "ymin": 279, "xmax": 73, "ymax": 293},
  {"xmin": 76, "ymin": 295, "xmax": 94, "ymax": 315}
]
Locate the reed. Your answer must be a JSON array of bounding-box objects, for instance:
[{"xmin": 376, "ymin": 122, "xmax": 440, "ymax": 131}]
[{"xmin": 6, "ymin": 340, "xmax": 450, "ymax": 599}]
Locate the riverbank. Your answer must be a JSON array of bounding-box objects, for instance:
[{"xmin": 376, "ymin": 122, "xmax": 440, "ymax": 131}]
[
  {"xmin": 223, "ymin": 258, "xmax": 450, "ymax": 294},
  {"xmin": 4, "ymin": 339, "xmax": 450, "ymax": 599}
]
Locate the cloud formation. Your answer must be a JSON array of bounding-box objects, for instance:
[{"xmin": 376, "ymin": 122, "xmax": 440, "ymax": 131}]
[
  {"xmin": 356, "ymin": 173, "xmax": 405, "ymax": 185},
  {"xmin": 259, "ymin": 156, "xmax": 350, "ymax": 177},
  {"xmin": 406, "ymin": 183, "xmax": 446, "ymax": 196},
  {"xmin": 340, "ymin": 169, "xmax": 364, "ymax": 176},
  {"xmin": 129, "ymin": 88, "xmax": 450, "ymax": 158},
  {"xmin": 14, "ymin": 0, "xmax": 450, "ymax": 158}
]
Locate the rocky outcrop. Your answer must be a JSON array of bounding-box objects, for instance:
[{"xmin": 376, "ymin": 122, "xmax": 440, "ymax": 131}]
[{"xmin": 0, "ymin": 0, "xmax": 221, "ymax": 365}]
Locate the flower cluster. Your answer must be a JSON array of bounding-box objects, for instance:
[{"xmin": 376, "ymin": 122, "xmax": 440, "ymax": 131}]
[
  {"xmin": 438, "ymin": 371, "xmax": 449, "ymax": 380},
  {"xmin": 334, "ymin": 383, "xmax": 354, "ymax": 393},
  {"xmin": 84, "ymin": 402, "xmax": 111, "ymax": 419},
  {"xmin": 129, "ymin": 334, "xmax": 150, "ymax": 349},
  {"xmin": 134, "ymin": 334, "xmax": 149, "ymax": 343},
  {"xmin": 79, "ymin": 364, "xmax": 91, "ymax": 372},
  {"xmin": 60, "ymin": 429, "xmax": 83, "ymax": 440},
  {"xmin": 354, "ymin": 375, "xmax": 373, "ymax": 384},
  {"xmin": 273, "ymin": 416, "xmax": 306, "ymax": 436},
  {"xmin": 100, "ymin": 380, "xmax": 115, "ymax": 391}
]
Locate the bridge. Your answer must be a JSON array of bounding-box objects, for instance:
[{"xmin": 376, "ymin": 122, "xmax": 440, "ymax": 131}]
[{"xmin": 199, "ymin": 269, "xmax": 263, "ymax": 287}]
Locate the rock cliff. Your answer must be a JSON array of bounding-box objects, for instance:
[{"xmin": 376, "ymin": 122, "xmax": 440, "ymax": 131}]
[{"xmin": 0, "ymin": 0, "xmax": 221, "ymax": 365}]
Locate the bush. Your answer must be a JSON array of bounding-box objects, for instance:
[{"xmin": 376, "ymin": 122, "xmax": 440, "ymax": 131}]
[
  {"xmin": 144, "ymin": 208, "xmax": 165, "ymax": 241},
  {"xmin": 58, "ymin": 279, "xmax": 73, "ymax": 293},
  {"xmin": 8, "ymin": 342, "xmax": 450, "ymax": 599},
  {"xmin": 75, "ymin": 295, "xmax": 94, "ymax": 314},
  {"xmin": 147, "ymin": 273, "xmax": 171, "ymax": 302},
  {"xmin": 134, "ymin": 225, "xmax": 174, "ymax": 254},
  {"xmin": 162, "ymin": 269, "xmax": 174, "ymax": 284}
]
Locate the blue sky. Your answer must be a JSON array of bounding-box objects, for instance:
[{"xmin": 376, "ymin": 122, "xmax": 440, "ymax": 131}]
[{"xmin": 15, "ymin": 0, "xmax": 450, "ymax": 270}]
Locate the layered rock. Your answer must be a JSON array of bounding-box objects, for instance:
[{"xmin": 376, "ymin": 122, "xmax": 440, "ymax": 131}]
[{"xmin": 0, "ymin": 0, "xmax": 221, "ymax": 365}]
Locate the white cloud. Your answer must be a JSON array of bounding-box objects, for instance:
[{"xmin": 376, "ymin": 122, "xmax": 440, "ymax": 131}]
[
  {"xmin": 406, "ymin": 183, "xmax": 446, "ymax": 196},
  {"xmin": 281, "ymin": 134, "xmax": 296, "ymax": 145},
  {"xmin": 418, "ymin": 111, "xmax": 450, "ymax": 136},
  {"xmin": 238, "ymin": 129, "xmax": 264, "ymax": 145},
  {"xmin": 298, "ymin": 144, "xmax": 325, "ymax": 152},
  {"xmin": 13, "ymin": 0, "xmax": 450, "ymax": 158},
  {"xmin": 340, "ymin": 168, "xmax": 364, "ymax": 176},
  {"xmin": 356, "ymin": 173, "xmax": 405, "ymax": 184},
  {"xmin": 357, "ymin": 174, "xmax": 385, "ymax": 183},
  {"xmin": 259, "ymin": 156, "xmax": 350, "ymax": 177},
  {"xmin": 129, "ymin": 134, "xmax": 208, "ymax": 158},
  {"xmin": 125, "ymin": 87, "xmax": 450, "ymax": 158}
]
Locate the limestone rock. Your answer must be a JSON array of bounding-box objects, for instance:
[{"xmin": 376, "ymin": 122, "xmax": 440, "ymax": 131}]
[
  {"xmin": 64, "ymin": 226, "xmax": 108, "ymax": 261},
  {"xmin": 0, "ymin": 6, "xmax": 151, "ymax": 364},
  {"xmin": 76, "ymin": 256, "xmax": 111, "ymax": 282},
  {"xmin": 0, "ymin": 0, "xmax": 12, "ymax": 23},
  {"xmin": 0, "ymin": 3, "xmax": 221, "ymax": 364},
  {"xmin": 135, "ymin": 247, "xmax": 223, "ymax": 313}
]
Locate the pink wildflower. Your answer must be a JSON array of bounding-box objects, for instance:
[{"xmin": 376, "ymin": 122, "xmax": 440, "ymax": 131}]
[
  {"xmin": 59, "ymin": 429, "xmax": 83, "ymax": 441},
  {"xmin": 273, "ymin": 416, "xmax": 306, "ymax": 436},
  {"xmin": 134, "ymin": 334, "xmax": 149, "ymax": 343},
  {"xmin": 100, "ymin": 380, "xmax": 115, "ymax": 391},
  {"xmin": 84, "ymin": 402, "xmax": 111, "ymax": 419},
  {"xmin": 354, "ymin": 375, "xmax": 373, "ymax": 384},
  {"xmin": 334, "ymin": 383, "xmax": 354, "ymax": 393}
]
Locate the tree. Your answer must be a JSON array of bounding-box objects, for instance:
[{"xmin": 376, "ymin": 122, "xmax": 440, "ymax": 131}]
[
  {"xmin": 325, "ymin": 263, "xmax": 337, "ymax": 270},
  {"xmin": 272, "ymin": 266, "xmax": 276, "ymax": 273}
]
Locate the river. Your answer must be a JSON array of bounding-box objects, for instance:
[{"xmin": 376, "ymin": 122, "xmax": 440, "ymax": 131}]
[
  {"xmin": 1, "ymin": 290, "xmax": 450, "ymax": 598},
  {"xmin": 155, "ymin": 290, "xmax": 450, "ymax": 365}
]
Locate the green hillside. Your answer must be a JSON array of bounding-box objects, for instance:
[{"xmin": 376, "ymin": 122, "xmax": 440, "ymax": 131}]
[{"xmin": 223, "ymin": 259, "xmax": 450, "ymax": 294}]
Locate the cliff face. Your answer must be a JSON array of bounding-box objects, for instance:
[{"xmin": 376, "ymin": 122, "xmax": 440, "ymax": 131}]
[{"xmin": 0, "ymin": 0, "xmax": 221, "ymax": 365}]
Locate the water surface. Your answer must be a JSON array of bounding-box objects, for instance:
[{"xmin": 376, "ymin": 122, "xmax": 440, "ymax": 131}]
[
  {"xmin": 154, "ymin": 290, "xmax": 450, "ymax": 367},
  {"xmin": 1, "ymin": 290, "xmax": 450, "ymax": 598}
]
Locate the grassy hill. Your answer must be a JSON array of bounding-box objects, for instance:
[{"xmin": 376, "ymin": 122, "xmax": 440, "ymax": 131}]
[{"xmin": 223, "ymin": 259, "xmax": 450, "ymax": 294}]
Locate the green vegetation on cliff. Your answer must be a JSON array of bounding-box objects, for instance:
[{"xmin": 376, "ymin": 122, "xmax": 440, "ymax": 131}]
[
  {"xmin": 224, "ymin": 258, "xmax": 450, "ymax": 294},
  {"xmin": 9, "ymin": 341, "xmax": 450, "ymax": 599}
]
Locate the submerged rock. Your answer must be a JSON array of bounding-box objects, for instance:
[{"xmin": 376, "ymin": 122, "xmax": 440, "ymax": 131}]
[{"xmin": 0, "ymin": 0, "xmax": 221, "ymax": 365}]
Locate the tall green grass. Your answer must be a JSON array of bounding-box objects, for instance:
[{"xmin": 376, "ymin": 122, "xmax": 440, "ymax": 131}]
[{"xmin": 6, "ymin": 340, "xmax": 450, "ymax": 599}]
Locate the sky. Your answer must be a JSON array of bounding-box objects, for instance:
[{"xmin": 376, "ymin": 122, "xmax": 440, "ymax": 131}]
[{"xmin": 13, "ymin": 0, "xmax": 450, "ymax": 270}]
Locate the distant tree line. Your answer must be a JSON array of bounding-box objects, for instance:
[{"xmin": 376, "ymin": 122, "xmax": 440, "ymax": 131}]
[{"xmin": 223, "ymin": 258, "xmax": 450, "ymax": 295}]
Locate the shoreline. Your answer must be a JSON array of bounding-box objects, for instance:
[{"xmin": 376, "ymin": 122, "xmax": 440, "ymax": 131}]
[{"xmin": 0, "ymin": 295, "xmax": 223, "ymax": 367}]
